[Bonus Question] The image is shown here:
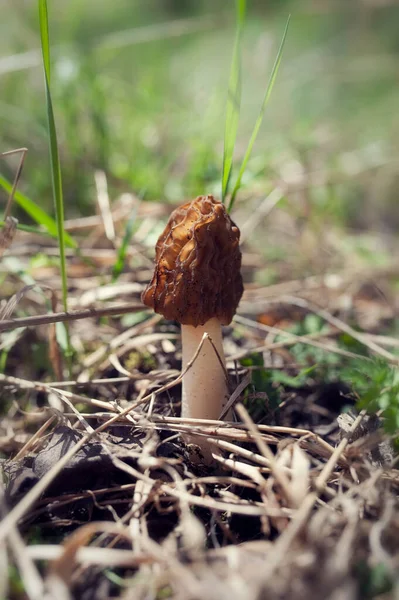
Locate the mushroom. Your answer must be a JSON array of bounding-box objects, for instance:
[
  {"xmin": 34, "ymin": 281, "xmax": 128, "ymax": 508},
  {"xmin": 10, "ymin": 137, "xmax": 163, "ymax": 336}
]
[{"xmin": 142, "ymin": 194, "xmax": 243, "ymax": 423}]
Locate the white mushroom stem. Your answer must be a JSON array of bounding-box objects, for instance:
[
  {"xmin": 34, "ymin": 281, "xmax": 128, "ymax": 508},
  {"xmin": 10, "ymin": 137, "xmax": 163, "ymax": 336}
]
[{"xmin": 181, "ymin": 317, "xmax": 231, "ymax": 421}]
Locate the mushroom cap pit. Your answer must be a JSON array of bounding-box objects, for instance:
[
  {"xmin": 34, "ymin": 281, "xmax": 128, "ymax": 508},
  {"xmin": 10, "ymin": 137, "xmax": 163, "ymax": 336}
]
[{"xmin": 141, "ymin": 195, "xmax": 243, "ymax": 327}]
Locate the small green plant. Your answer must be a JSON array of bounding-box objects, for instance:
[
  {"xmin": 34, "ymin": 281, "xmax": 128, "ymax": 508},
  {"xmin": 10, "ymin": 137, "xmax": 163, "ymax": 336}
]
[
  {"xmin": 241, "ymin": 349, "xmax": 321, "ymax": 421},
  {"xmin": 275, "ymin": 314, "xmax": 343, "ymax": 382},
  {"xmin": 241, "ymin": 352, "xmax": 281, "ymax": 415},
  {"xmin": 271, "ymin": 364, "xmax": 318, "ymax": 388},
  {"xmin": 343, "ymin": 358, "xmax": 399, "ymax": 437},
  {"xmin": 240, "ymin": 315, "xmax": 399, "ymax": 436},
  {"xmin": 355, "ymin": 560, "xmax": 394, "ymax": 598}
]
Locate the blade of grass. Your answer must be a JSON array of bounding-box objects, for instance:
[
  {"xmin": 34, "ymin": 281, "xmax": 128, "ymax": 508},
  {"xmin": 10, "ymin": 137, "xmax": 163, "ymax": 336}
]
[
  {"xmin": 227, "ymin": 15, "xmax": 291, "ymax": 213},
  {"xmin": 221, "ymin": 0, "xmax": 246, "ymax": 203},
  {"xmin": 38, "ymin": 0, "xmax": 73, "ymax": 371},
  {"xmin": 38, "ymin": 0, "xmax": 69, "ymax": 312},
  {"xmin": 112, "ymin": 211, "xmax": 137, "ymax": 282},
  {"xmin": 0, "ymin": 175, "xmax": 76, "ymax": 247}
]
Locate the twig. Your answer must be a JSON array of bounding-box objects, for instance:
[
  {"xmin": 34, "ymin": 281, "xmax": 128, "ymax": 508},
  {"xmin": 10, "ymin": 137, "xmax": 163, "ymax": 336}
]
[
  {"xmin": 161, "ymin": 484, "xmax": 291, "ymax": 518},
  {"xmin": 14, "ymin": 415, "xmax": 57, "ymax": 461},
  {"xmin": 27, "ymin": 545, "xmax": 152, "ymax": 567},
  {"xmin": 208, "ymin": 437, "xmax": 276, "ymax": 471},
  {"xmin": 232, "ymin": 314, "xmax": 371, "ymax": 363},
  {"xmin": 0, "ymin": 302, "xmax": 144, "ymax": 332},
  {"xmin": 236, "ymin": 404, "xmax": 298, "ymax": 508},
  {"xmin": 219, "ymin": 371, "xmax": 251, "ymax": 419},
  {"xmin": 94, "ymin": 170, "xmax": 115, "ymax": 242},
  {"xmin": 279, "ymin": 295, "xmax": 398, "ymax": 364},
  {"xmin": 1, "ymin": 147, "xmax": 28, "ymax": 220},
  {"xmin": 213, "ymin": 453, "xmax": 266, "ymax": 486}
]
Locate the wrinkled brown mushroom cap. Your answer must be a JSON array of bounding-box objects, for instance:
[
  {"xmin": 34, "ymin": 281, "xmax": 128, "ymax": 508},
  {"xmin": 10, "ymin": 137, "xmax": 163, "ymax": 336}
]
[{"xmin": 142, "ymin": 195, "xmax": 243, "ymax": 327}]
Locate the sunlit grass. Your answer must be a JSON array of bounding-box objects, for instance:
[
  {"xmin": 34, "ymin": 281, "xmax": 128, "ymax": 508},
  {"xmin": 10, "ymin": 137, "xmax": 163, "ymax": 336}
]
[
  {"xmin": 221, "ymin": 0, "xmax": 246, "ymax": 204},
  {"xmin": 1, "ymin": 1, "xmax": 398, "ymax": 228},
  {"xmin": 38, "ymin": 0, "xmax": 73, "ymax": 369},
  {"xmin": 227, "ymin": 15, "xmax": 290, "ymax": 212},
  {"xmin": 221, "ymin": 9, "xmax": 290, "ymax": 213},
  {"xmin": 38, "ymin": 0, "xmax": 70, "ymax": 313}
]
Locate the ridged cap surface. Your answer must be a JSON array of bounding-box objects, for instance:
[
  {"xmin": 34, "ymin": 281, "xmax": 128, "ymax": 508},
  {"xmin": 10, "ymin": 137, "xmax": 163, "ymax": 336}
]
[{"xmin": 141, "ymin": 195, "xmax": 243, "ymax": 327}]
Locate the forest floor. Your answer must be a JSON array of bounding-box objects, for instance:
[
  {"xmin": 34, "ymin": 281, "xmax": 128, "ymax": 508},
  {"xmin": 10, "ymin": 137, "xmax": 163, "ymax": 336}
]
[{"xmin": 0, "ymin": 194, "xmax": 398, "ymax": 600}]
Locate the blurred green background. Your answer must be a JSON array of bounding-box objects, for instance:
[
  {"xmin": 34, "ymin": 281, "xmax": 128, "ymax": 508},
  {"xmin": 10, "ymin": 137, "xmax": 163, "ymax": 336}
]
[{"xmin": 1, "ymin": 0, "xmax": 399, "ymax": 238}]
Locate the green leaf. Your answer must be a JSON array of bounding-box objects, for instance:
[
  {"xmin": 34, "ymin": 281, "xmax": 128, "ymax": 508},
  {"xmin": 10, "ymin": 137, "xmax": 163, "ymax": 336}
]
[
  {"xmin": 0, "ymin": 175, "xmax": 76, "ymax": 247},
  {"xmin": 271, "ymin": 364, "xmax": 317, "ymax": 388},
  {"xmin": 347, "ymin": 358, "xmax": 399, "ymax": 436},
  {"xmin": 38, "ymin": 0, "xmax": 73, "ymax": 370},
  {"xmin": 55, "ymin": 321, "xmax": 69, "ymax": 352},
  {"xmin": 240, "ymin": 352, "xmax": 281, "ymax": 412},
  {"xmin": 121, "ymin": 311, "xmax": 150, "ymax": 328},
  {"xmin": 227, "ymin": 15, "xmax": 291, "ymax": 212},
  {"xmin": 38, "ymin": 0, "xmax": 51, "ymax": 80},
  {"xmin": 221, "ymin": 0, "xmax": 246, "ymax": 203},
  {"xmin": 38, "ymin": 0, "xmax": 70, "ymax": 314}
]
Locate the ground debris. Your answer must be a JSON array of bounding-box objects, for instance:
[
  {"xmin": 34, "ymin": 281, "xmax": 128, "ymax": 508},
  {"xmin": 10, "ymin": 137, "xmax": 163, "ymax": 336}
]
[{"xmin": 0, "ymin": 201, "xmax": 398, "ymax": 600}]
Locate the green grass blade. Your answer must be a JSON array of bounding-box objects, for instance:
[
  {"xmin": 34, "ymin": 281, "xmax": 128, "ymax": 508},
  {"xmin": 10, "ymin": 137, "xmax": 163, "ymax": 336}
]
[
  {"xmin": 112, "ymin": 212, "xmax": 136, "ymax": 282},
  {"xmin": 38, "ymin": 0, "xmax": 69, "ymax": 313},
  {"xmin": 227, "ymin": 15, "xmax": 291, "ymax": 213},
  {"xmin": 0, "ymin": 174, "xmax": 76, "ymax": 247},
  {"xmin": 38, "ymin": 0, "xmax": 51, "ymax": 79},
  {"xmin": 221, "ymin": 0, "xmax": 246, "ymax": 203}
]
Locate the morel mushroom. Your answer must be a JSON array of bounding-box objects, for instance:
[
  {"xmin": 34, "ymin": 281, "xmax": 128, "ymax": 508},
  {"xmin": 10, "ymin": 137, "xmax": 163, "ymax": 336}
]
[{"xmin": 142, "ymin": 194, "xmax": 243, "ymax": 421}]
